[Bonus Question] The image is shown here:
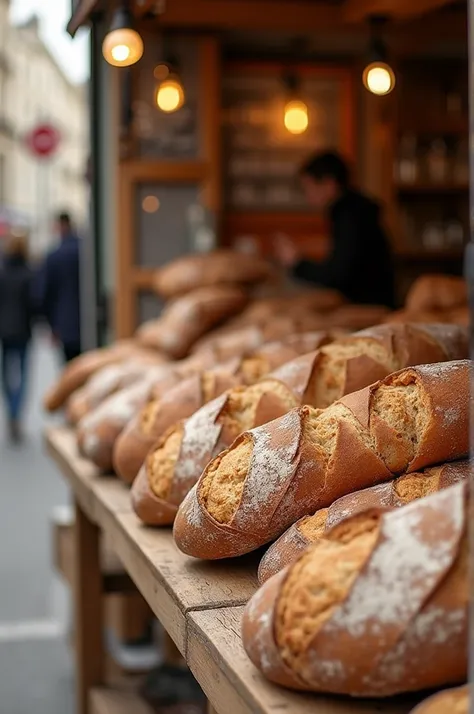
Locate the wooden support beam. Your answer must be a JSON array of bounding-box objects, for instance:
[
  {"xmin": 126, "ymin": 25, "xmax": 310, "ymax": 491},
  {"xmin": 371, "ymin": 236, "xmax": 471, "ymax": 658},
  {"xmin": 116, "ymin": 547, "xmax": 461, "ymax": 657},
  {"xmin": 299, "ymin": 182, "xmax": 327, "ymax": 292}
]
[{"xmin": 344, "ymin": 0, "xmax": 458, "ymax": 22}]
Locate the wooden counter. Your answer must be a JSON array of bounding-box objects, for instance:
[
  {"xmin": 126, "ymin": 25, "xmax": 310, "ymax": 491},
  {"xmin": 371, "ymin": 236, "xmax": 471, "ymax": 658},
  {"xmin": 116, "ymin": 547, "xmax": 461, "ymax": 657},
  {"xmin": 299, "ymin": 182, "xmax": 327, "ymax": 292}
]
[{"xmin": 45, "ymin": 427, "xmax": 414, "ymax": 714}]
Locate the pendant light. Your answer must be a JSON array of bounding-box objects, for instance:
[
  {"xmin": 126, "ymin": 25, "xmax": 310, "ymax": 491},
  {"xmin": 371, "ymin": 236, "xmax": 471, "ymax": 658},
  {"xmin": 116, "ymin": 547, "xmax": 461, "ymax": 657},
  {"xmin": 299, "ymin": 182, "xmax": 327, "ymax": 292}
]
[
  {"xmin": 154, "ymin": 38, "xmax": 185, "ymax": 114},
  {"xmin": 283, "ymin": 71, "xmax": 308, "ymax": 135},
  {"xmin": 102, "ymin": 4, "xmax": 144, "ymax": 68},
  {"xmin": 362, "ymin": 16, "xmax": 395, "ymax": 96}
]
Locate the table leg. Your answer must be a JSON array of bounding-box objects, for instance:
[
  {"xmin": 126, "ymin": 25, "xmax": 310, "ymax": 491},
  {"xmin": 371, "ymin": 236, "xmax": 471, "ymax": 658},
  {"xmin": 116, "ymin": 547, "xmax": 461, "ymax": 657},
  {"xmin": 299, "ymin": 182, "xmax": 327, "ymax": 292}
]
[{"xmin": 73, "ymin": 500, "xmax": 104, "ymax": 714}]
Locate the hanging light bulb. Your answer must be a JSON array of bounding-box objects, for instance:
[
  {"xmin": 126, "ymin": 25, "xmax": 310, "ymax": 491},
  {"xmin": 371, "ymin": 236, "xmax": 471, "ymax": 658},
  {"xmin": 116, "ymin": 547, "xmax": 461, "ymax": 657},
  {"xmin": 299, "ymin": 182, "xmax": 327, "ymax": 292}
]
[
  {"xmin": 362, "ymin": 16, "xmax": 395, "ymax": 96},
  {"xmin": 102, "ymin": 6, "xmax": 143, "ymax": 68},
  {"xmin": 154, "ymin": 57, "xmax": 185, "ymax": 113},
  {"xmin": 284, "ymin": 99, "xmax": 309, "ymax": 134},
  {"xmin": 282, "ymin": 70, "xmax": 308, "ymax": 135}
]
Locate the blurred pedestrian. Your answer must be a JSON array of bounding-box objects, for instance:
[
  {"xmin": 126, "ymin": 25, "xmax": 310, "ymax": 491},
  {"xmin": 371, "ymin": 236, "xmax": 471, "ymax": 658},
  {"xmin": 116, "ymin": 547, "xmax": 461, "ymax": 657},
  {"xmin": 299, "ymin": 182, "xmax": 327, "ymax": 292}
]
[
  {"xmin": 38, "ymin": 212, "xmax": 81, "ymax": 362},
  {"xmin": 0, "ymin": 234, "xmax": 34, "ymax": 441}
]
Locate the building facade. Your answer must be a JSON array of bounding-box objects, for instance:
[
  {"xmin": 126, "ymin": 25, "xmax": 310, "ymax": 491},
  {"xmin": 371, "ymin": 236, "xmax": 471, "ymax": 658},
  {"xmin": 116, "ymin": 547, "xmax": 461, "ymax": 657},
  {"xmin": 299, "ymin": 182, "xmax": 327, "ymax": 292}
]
[{"xmin": 0, "ymin": 0, "xmax": 88, "ymax": 255}]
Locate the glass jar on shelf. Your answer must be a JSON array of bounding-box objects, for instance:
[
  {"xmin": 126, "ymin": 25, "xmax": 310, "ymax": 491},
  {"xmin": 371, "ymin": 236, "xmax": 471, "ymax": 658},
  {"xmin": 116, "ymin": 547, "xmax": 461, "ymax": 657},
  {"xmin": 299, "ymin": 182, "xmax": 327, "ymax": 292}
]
[
  {"xmin": 444, "ymin": 217, "xmax": 464, "ymax": 249},
  {"xmin": 421, "ymin": 221, "xmax": 444, "ymax": 251},
  {"xmin": 396, "ymin": 133, "xmax": 418, "ymax": 184},
  {"xmin": 452, "ymin": 138, "xmax": 469, "ymax": 184},
  {"xmin": 426, "ymin": 138, "xmax": 448, "ymax": 183}
]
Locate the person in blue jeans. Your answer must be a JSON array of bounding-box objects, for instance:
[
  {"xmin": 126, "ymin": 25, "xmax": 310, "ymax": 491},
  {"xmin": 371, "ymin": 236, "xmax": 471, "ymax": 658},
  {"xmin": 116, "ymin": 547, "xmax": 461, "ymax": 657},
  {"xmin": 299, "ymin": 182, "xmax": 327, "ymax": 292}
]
[{"xmin": 0, "ymin": 234, "xmax": 34, "ymax": 441}]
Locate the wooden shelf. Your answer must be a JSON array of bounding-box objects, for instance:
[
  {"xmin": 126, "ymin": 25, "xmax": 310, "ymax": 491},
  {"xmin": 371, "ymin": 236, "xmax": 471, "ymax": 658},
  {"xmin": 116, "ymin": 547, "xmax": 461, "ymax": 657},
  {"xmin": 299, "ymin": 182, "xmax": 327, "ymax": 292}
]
[
  {"xmin": 90, "ymin": 688, "xmax": 154, "ymax": 714},
  {"xmin": 395, "ymin": 248, "xmax": 464, "ymax": 261},
  {"xmin": 396, "ymin": 183, "xmax": 469, "ymax": 195}
]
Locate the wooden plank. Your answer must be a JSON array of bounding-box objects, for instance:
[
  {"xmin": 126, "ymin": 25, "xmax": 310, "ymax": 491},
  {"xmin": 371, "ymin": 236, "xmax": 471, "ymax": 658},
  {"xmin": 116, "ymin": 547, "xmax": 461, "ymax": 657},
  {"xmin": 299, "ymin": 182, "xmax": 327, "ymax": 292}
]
[
  {"xmin": 95, "ymin": 508, "xmax": 259, "ymax": 656},
  {"xmin": 74, "ymin": 502, "xmax": 105, "ymax": 714},
  {"xmin": 120, "ymin": 160, "xmax": 208, "ymax": 182},
  {"xmin": 344, "ymin": 0, "xmax": 457, "ymax": 22},
  {"xmin": 90, "ymin": 688, "xmax": 154, "ymax": 714},
  {"xmin": 187, "ymin": 608, "xmax": 415, "ymax": 714}
]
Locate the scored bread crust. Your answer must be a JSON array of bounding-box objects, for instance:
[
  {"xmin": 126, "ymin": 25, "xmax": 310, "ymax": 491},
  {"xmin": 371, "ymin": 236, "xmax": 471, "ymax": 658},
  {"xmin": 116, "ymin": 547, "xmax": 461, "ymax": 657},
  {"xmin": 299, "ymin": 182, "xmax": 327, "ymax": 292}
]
[
  {"xmin": 113, "ymin": 370, "xmax": 241, "ymax": 485},
  {"xmin": 409, "ymin": 685, "xmax": 468, "ymax": 714},
  {"xmin": 258, "ymin": 459, "xmax": 470, "ymax": 584},
  {"xmin": 242, "ymin": 482, "xmax": 468, "ymax": 696},
  {"xmin": 173, "ymin": 360, "xmax": 470, "ymax": 559}
]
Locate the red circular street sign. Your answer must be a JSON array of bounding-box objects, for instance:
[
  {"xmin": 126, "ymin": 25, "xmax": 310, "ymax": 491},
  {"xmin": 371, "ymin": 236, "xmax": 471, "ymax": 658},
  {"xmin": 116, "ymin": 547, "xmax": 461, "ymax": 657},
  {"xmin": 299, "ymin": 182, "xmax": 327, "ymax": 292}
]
[{"xmin": 26, "ymin": 124, "xmax": 61, "ymax": 158}]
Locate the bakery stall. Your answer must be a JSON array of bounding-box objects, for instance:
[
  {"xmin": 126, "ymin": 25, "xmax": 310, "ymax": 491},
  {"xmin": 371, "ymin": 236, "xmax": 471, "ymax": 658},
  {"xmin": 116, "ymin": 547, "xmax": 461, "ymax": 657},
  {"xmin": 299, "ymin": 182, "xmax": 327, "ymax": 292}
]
[{"xmin": 45, "ymin": 1, "xmax": 471, "ymax": 714}]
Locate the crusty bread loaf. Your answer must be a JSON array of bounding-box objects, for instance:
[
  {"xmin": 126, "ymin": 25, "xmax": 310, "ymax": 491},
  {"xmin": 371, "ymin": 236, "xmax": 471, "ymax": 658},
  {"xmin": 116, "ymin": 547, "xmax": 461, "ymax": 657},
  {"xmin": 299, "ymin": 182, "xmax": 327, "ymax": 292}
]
[
  {"xmin": 258, "ymin": 459, "xmax": 470, "ymax": 584},
  {"xmin": 113, "ymin": 369, "xmax": 241, "ymax": 485},
  {"xmin": 327, "ymin": 304, "xmax": 391, "ymax": 330},
  {"xmin": 174, "ymin": 360, "xmax": 470, "ymax": 558},
  {"xmin": 76, "ymin": 369, "xmax": 165, "ymax": 471},
  {"xmin": 152, "ymin": 250, "xmax": 274, "ymax": 298},
  {"xmin": 406, "ymin": 274, "xmax": 467, "ymax": 314},
  {"xmin": 242, "ymin": 482, "xmax": 468, "ymax": 696},
  {"xmin": 43, "ymin": 341, "xmax": 162, "ymax": 412},
  {"xmin": 133, "ymin": 325, "xmax": 468, "ymax": 528},
  {"xmin": 136, "ymin": 286, "xmax": 248, "ymax": 359},
  {"xmin": 409, "ymin": 685, "xmax": 468, "ymax": 714}
]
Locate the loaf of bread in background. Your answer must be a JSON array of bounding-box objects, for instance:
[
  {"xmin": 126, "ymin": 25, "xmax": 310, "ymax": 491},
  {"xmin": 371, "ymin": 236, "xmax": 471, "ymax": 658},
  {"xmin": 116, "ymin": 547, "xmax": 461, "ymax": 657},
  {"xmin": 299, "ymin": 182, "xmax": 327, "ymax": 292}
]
[
  {"xmin": 242, "ymin": 481, "xmax": 468, "ymax": 696},
  {"xmin": 409, "ymin": 686, "xmax": 468, "ymax": 714},
  {"xmin": 152, "ymin": 250, "xmax": 274, "ymax": 298},
  {"xmin": 406, "ymin": 274, "xmax": 467, "ymax": 314},
  {"xmin": 258, "ymin": 459, "xmax": 470, "ymax": 584},
  {"xmin": 136, "ymin": 286, "xmax": 248, "ymax": 359},
  {"xmin": 326, "ymin": 303, "xmax": 391, "ymax": 330},
  {"xmin": 174, "ymin": 360, "xmax": 470, "ymax": 559},
  {"xmin": 43, "ymin": 341, "xmax": 166, "ymax": 413},
  {"xmin": 133, "ymin": 324, "xmax": 468, "ymax": 528}
]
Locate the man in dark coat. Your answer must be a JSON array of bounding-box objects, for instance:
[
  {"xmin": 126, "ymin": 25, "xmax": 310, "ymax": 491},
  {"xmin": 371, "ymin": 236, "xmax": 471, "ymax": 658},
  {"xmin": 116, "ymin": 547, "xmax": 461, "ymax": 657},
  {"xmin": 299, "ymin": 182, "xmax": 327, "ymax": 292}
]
[
  {"xmin": 0, "ymin": 235, "xmax": 34, "ymax": 440},
  {"xmin": 39, "ymin": 212, "xmax": 81, "ymax": 362},
  {"xmin": 274, "ymin": 151, "xmax": 395, "ymax": 308}
]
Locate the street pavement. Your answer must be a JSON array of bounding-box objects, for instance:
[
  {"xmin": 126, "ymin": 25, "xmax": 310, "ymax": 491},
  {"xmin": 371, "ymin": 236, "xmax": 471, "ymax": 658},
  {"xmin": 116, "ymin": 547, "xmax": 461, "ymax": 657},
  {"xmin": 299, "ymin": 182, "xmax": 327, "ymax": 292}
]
[{"xmin": 0, "ymin": 332, "xmax": 74, "ymax": 714}]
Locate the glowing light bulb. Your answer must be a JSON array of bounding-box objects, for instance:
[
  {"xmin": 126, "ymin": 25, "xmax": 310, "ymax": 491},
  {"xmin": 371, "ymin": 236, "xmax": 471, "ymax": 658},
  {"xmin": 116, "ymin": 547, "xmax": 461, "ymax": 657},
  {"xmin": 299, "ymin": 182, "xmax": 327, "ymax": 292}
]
[
  {"xmin": 156, "ymin": 78, "xmax": 185, "ymax": 113},
  {"xmin": 102, "ymin": 28, "xmax": 143, "ymax": 67},
  {"xmin": 284, "ymin": 100, "xmax": 309, "ymax": 135},
  {"xmin": 363, "ymin": 62, "xmax": 395, "ymax": 96}
]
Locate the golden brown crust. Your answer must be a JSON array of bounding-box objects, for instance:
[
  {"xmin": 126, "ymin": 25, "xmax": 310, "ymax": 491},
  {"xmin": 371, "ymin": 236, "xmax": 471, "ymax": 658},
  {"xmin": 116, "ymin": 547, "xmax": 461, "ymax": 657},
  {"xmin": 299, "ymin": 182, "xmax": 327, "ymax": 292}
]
[
  {"xmin": 409, "ymin": 685, "xmax": 468, "ymax": 714},
  {"xmin": 174, "ymin": 360, "xmax": 470, "ymax": 559},
  {"xmin": 406, "ymin": 274, "xmax": 467, "ymax": 314},
  {"xmin": 243, "ymin": 482, "xmax": 468, "ymax": 696},
  {"xmin": 258, "ymin": 459, "xmax": 470, "ymax": 584}
]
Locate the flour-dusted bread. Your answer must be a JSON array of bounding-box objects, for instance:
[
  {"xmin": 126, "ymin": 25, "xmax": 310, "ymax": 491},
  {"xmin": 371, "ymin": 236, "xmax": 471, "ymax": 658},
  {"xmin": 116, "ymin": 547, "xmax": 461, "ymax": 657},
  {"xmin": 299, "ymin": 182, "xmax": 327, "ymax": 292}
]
[
  {"xmin": 258, "ymin": 459, "xmax": 470, "ymax": 584},
  {"xmin": 43, "ymin": 341, "xmax": 163, "ymax": 412},
  {"xmin": 409, "ymin": 685, "xmax": 468, "ymax": 714},
  {"xmin": 406, "ymin": 274, "xmax": 467, "ymax": 314},
  {"xmin": 174, "ymin": 360, "xmax": 470, "ymax": 559},
  {"xmin": 243, "ymin": 482, "xmax": 468, "ymax": 696},
  {"xmin": 136, "ymin": 286, "xmax": 248, "ymax": 359},
  {"xmin": 113, "ymin": 369, "xmax": 241, "ymax": 485},
  {"xmin": 152, "ymin": 250, "xmax": 274, "ymax": 298}
]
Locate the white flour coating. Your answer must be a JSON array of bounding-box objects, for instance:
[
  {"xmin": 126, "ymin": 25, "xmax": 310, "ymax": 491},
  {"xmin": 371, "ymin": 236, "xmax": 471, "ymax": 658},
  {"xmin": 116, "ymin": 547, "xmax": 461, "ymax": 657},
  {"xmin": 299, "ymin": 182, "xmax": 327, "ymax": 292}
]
[
  {"xmin": 80, "ymin": 376, "xmax": 156, "ymax": 432},
  {"xmin": 323, "ymin": 486, "xmax": 464, "ymax": 640},
  {"xmin": 83, "ymin": 432, "xmax": 100, "ymax": 458},
  {"xmin": 326, "ymin": 482, "xmax": 394, "ymax": 530},
  {"xmin": 270, "ymin": 355, "xmax": 314, "ymax": 399},
  {"xmin": 131, "ymin": 466, "xmax": 150, "ymax": 509},
  {"xmin": 416, "ymin": 323, "xmax": 463, "ymax": 359},
  {"xmin": 173, "ymin": 393, "xmax": 228, "ymax": 491},
  {"xmin": 244, "ymin": 584, "xmax": 283, "ymax": 676},
  {"xmin": 231, "ymin": 409, "xmax": 301, "ymax": 530},
  {"xmin": 180, "ymin": 486, "xmax": 204, "ymax": 528},
  {"xmin": 435, "ymin": 404, "xmax": 461, "ymax": 426},
  {"xmin": 413, "ymin": 360, "xmax": 468, "ymax": 379}
]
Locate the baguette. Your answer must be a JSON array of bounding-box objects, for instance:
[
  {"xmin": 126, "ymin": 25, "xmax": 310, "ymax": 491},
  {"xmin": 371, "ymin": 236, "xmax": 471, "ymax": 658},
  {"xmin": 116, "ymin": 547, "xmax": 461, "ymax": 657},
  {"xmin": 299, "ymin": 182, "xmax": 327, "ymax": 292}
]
[
  {"xmin": 409, "ymin": 685, "xmax": 468, "ymax": 714},
  {"xmin": 406, "ymin": 274, "xmax": 467, "ymax": 313},
  {"xmin": 133, "ymin": 325, "xmax": 468, "ymax": 528},
  {"xmin": 242, "ymin": 481, "xmax": 468, "ymax": 696},
  {"xmin": 174, "ymin": 360, "xmax": 470, "ymax": 559},
  {"xmin": 258, "ymin": 459, "xmax": 470, "ymax": 584},
  {"xmin": 114, "ymin": 369, "xmax": 241, "ymax": 485},
  {"xmin": 136, "ymin": 286, "xmax": 248, "ymax": 359},
  {"xmin": 76, "ymin": 369, "xmax": 165, "ymax": 471},
  {"xmin": 43, "ymin": 341, "xmax": 160, "ymax": 412}
]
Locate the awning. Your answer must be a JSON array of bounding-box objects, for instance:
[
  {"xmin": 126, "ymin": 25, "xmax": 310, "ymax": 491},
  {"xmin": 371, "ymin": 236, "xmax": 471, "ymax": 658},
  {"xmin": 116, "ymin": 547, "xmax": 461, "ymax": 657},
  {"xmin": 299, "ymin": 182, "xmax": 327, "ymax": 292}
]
[{"xmin": 67, "ymin": 0, "xmax": 100, "ymax": 37}]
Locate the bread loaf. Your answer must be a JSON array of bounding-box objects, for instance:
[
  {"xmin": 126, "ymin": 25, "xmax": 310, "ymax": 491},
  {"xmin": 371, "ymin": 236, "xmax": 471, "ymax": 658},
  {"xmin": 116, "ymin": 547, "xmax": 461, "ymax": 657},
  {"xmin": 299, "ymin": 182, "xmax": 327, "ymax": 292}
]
[
  {"xmin": 258, "ymin": 459, "xmax": 470, "ymax": 584},
  {"xmin": 152, "ymin": 250, "xmax": 274, "ymax": 298},
  {"xmin": 242, "ymin": 481, "xmax": 468, "ymax": 696},
  {"xmin": 327, "ymin": 304, "xmax": 391, "ymax": 330},
  {"xmin": 409, "ymin": 686, "xmax": 468, "ymax": 714},
  {"xmin": 113, "ymin": 369, "xmax": 241, "ymax": 485},
  {"xmin": 43, "ymin": 341, "xmax": 161, "ymax": 412},
  {"xmin": 406, "ymin": 274, "xmax": 467, "ymax": 313},
  {"xmin": 136, "ymin": 286, "xmax": 248, "ymax": 359},
  {"xmin": 133, "ymin": 325, "xmax": 468, "ymax": 528},
  {"xmin": 76, "ymin": 369, "xmax": 165, "ymax": 471},
  {"xmin": 174, "ymin": 360, "xmax": 470, "ymax": 558}
]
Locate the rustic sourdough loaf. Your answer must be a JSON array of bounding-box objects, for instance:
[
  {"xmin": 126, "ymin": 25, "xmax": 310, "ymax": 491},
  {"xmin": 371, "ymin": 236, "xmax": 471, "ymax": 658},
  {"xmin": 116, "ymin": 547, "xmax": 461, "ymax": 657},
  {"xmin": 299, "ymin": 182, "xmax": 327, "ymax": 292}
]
[
  {"xmin": 409, "ymin": 685, "xmax": 468, "ymax": 714},
  {"xmin": 258, "ymin": 459, "xmax": 470, "ymax": 583},
  {"xmin": 174, "ymin": 360, "xmax": 470, "ymax": 558},
  {"xmin": 242, "ymin": 482, "xmax": 468, "ymax": 696}
]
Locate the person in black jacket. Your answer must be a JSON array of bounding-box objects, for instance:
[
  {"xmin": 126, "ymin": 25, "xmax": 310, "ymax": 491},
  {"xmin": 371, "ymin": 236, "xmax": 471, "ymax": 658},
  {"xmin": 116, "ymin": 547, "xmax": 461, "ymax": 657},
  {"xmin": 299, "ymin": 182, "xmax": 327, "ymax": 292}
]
[
  {"xmin": 0, "ymin": 235, "xmax": 34, "ymax": 441},
  {"xmin": 274, "ymin": 151, "xmax": 395, "ymax": 308}
]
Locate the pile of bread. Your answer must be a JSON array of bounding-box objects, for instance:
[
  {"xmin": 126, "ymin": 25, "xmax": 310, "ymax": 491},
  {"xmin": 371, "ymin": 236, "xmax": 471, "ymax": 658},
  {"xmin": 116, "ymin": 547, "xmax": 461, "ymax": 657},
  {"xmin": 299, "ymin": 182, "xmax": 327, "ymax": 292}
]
[{"xmin": 44, "ymin": 251, "xmax": 471, "ymax": 712}]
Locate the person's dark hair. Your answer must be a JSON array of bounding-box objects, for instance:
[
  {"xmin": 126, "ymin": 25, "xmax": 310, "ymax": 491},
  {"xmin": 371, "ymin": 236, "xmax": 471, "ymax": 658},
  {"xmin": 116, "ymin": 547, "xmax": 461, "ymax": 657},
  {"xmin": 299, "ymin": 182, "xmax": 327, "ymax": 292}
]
[
  {"xmin": 300, "ymin": 151, "xmax": 350, "ymax": 188},
  {"xmin": 57, "ymin": 212, "xmax": 71, "ymax": 226}
]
